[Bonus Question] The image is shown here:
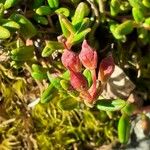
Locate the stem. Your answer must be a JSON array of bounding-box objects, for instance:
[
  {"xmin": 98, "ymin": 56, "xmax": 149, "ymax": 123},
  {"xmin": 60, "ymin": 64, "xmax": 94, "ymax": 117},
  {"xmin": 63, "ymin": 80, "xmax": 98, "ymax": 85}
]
[{"xmin": 47, "ymin": 15, "xmax": 55, "ymax": 31}]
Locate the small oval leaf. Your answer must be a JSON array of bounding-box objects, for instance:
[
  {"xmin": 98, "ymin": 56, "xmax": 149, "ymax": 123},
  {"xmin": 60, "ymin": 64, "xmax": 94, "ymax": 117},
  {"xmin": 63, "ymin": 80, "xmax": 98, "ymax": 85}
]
[{"xmin": 96, "ymin": 99, "xmax": 126, "ymax": 111}]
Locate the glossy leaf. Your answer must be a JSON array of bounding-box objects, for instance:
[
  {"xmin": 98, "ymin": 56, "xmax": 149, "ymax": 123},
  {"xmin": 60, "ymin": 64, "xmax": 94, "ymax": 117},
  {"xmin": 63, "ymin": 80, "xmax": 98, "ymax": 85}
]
[
  {"xmin": 40, "ymin": 84, "xmax": 56, "ymax": 103},
  {"xmin": 118, "ymin": 114, "xmax": 131, "ymax": 144},
  {"xmin": 0, "ymin": 26, "xmax": 10, "ymax": 39},
  {"xmin": 115, "ymin": 20, "xmax": 134, "ymax": 36},
  {"xmin": 83, "ymin": 69, "xmax": 92, "ymax": 87},
  {"xmin": 55, "ymin": 7, "xmax": 70, "ymax": 17},
  {"xmin": 58, "ymin": 14, "xmax": 70, "ymax": 37},
  {"xmin": 75, "ymin": 18, "xmax": 90, "ymax": 32},
  {"xmin": 61, "ymin": 70, "xmax": 70, "ymax": 80},
  {"xmin": 4, "ymin": 0, "xmax": 18, "ymax": 9},
  {"xmin": 31, "ymin": 64, "xmax": 48, "ymax": 80},
  {"xmin": 2, "ymin": 20, "xmax": 20, "ymax": 31},
  {"xmin": 121, "ymin": 102, "xmax": 136, "ymax": 115},
  {"xmin": 96, "ymin": 99, "xmax": 126, "ymax": 111},
  {"xmin": 11, "ymin": 45, "xmax": 34, "ymax": 61},
  {"xmin": 143, "ymin": 0, "xmax": 150, "ymax": 8},
  {"xmin": 110, "ymin": 0, "xmax": 120, "ymax": 16},
  {"xmin": 60, "ymin": 79, "xmax": 70, "ymax": 90},
  {"xmin": 71, "ymin": 28, "xmax": 91, "ymax": 45},
  {"xmin": 33, "ymin": 15, "xmax": 48, "ymax": 25},
  {"xmin": 132, "ymin": 7, "xmax": 145, "ymax": 23},
  {"xmin": 47, "ymin": 0, "xmax": 59, "ymax": 9},
  {"xmin": 47, "ymin": 72, "xmax": 63, "ymax": 90},
  {"xmin": 72, "ymin": 2, "xmax": 90, "ymax": 25},
  {"xmin": 0, "ymin": 3, "xmax": 4, "ymax": 18},
  {"xmin": 10, "ymin": 13, "xmax": 37, "ymax": 39},
  {"xmin": 61, "ymin": 16, "xmax": 76, "ymax": 34},
  {"xmin": 36, "ymin": 5, "xmax": 52, "ymax": 16},
  {"xmin": 42, "ymin": 41, "xmax": 64, "ymax": 57}
]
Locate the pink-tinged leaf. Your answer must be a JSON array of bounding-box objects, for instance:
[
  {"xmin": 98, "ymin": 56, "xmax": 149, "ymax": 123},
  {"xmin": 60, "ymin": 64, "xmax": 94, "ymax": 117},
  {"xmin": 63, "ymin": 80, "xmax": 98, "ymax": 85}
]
[
  {"xmin": 61, "ymin": 49, "xmax": 82, "ymax": 72},
  {"xmin": 98, "ymin": 55, "xmax": 115, "ymax": 83},
  {"xmin": 79, "ymin": 40, "xmax": 97, "ymax": 70},
  {"xmin": 69, "ymin": 69, "xmax": 88, "ymax": 91}
]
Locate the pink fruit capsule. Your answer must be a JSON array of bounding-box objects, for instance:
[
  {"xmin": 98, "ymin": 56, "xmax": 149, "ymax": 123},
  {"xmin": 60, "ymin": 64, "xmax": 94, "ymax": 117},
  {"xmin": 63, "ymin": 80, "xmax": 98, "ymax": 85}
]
[
  {"xmin": 79, "ymin": 40, "xmax": 97, "ymax": 70},
  {"xmin": 98, "ymin": 55, "xmax": 115, "ymax": 83},
  {"xmin": 70, "ymin": 69, "xmax": 88, "ymax": 91},
  {"xmin": 61, "ymin": 49, "xmax": 82, "ymax": 72}
]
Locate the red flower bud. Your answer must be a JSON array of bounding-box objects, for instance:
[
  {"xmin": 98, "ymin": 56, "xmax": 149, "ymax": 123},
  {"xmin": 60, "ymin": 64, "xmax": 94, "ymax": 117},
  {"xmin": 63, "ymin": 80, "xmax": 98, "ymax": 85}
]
[
  {"xmin": 61, "ymin": 49, "xmax": 82, "ymax": 72},
  {"xmin": 79, "ymin": 40, "xmax": 97, "ymax": 70},
  {"xmin": 70, "ymin": 69, "xmax": 88, "ymax": 91},
  {"xmin": 98, "ymin": 55, "xmax": 115, "ymax": 83}
]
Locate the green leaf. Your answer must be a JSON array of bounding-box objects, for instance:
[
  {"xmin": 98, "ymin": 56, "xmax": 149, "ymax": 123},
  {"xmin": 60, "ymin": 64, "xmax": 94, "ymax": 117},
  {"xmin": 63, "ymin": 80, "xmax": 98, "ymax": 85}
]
[
  {"xmin": 11, "ymin": 45, "xmax": 34, "ymax": 61},
  {"xmin": 31, "ymin": 64, "xmax": 48, "ymax": 80},
  {"xmin": 75, "ymin": 18, "xmax": 90, "ymax": 33},
  {"xmin": 144, "ymin": 17, "xmax": 150, "ymax": 26},
  {"xmin": 36, "ymin": 5, "xmax": 52, "ymax": 16},
  {"xmin": 42, "ymin": 41, "xmax": 64, "ymax": 57},
  {"xmin": 2, "ymin": 20, "xmax": 20, "ymax": 31},
  {"xmin": 115, "ymin": 20, "xmax": 134, "ymax": 36},
  {"xmin": 0, "ymin": 3, "xmax": 4, "ymax": 18},
  {"xmin": 118, "ymin": 114, "xmax": 131, "ymax": 144},
  {"xmin": 58, "ymin": 13, "xmax": 70, "ymax": 37},
  {"xmin": 71, "ymin": 28, "xmax": 91, "ymax": 45},
  {"xmin": 72, "ymin": 2, "xmax": 90, "ymax": 25},
  {"xmin": 61, "ymin": 70, "xmax": 70, "ymax": 80},
  {"xmin": 61, "ymin": 16, "xmax": 76, "ymax": 34},
  {"xmin": 121, "ymin": 102, "xmax": 136, "ymax": 115},
  {"xmin": 47, "ymin": 0, "xmax": 59, "ymax": 9},
  {"xmin": 10, "ymin": 13, "xmax": 37, "ymax": 39},
  {"xmin": 31, "ymin": 72, "xmax": 47, "ymax": 80},
  {"xmin": 96, "ymin": 99, "xmax": 126, "ymax": 111},
  {"xmin": 143, "ymin": 0, "xmax": 150, "ymax": 8},
  {"xmin": 110, "ymin": 0, "xmax": 120, "ymax": 16},
  {"xmin": 55, "ymin": 7, "xmax": 70, "ymax": 17},
  {"xmin": 0, "ymin": 26, "xmax": 10, "ymax": 39},
  {"xmin": 132, "ymin": 7, "xmax": 145, "ymax": 23},
  {"xmin": 33, "ymin": 15, "xmax": 48, "ymax": 25},
  {"xmin": 58, "ymin": 97, "xmax": 79, "ymax": 110},
  {"xmin": 128, "ymin": 0, "xmax": 143, "ymax": 8},
  {"xmin": 4, "ymin": 0, "xmax": 18, "ymax": 9},
  {"xmin": 60, "ymin": 79, "xmax": 70, "ymax": 90},
  {"xmin": 110, "ymin": 23, "xmax": 126, "ymax": 41},
  {"xmin": 40, "ymin": 84, "xmax": 56, "ymax": 103},
  {"xmin": 10, "ymin": 14, "xmax": 37, "ymax": 39},
  {"xmin": 83, "ymin": 69, "xmax": 92, "ymax": 87},
  {"xmin": 47, "ymin": 72, "xmax": 62, "ymax": 90}
]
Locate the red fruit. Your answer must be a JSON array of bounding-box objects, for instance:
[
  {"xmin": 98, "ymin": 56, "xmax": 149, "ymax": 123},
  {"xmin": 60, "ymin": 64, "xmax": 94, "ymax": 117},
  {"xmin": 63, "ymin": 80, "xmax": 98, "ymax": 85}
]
[
  {"xmin": 79, "ymin": 40, "xmax": 97, "ymax": 70},
  {"xmin": 98, "ymin": 55, "xmax": 115, "ymax": 83},
  {"xmin": 70, "ymin": 70, "xmax": 88, "ymax": 91},
  {"xmin": 61, "ymin": 49, "xmax": 82, "ymax": 72}
]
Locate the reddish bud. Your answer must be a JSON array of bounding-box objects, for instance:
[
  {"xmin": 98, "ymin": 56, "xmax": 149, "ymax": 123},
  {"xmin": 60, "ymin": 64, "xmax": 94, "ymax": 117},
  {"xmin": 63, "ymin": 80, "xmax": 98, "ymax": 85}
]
[
  {"xmin": 61, "ymin": 49, "xmax": 82, "ymax": 72},
  {"xmin": 79, "ymin": 40, "xmax": 97, "ymax": 70},
  {"xmin": 98, "ymin": 55, "xmax": 115, "ymax": 83},
  {"xmin": 70, "ymin": 69, "xmax": 88, "ymax": 91}
]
